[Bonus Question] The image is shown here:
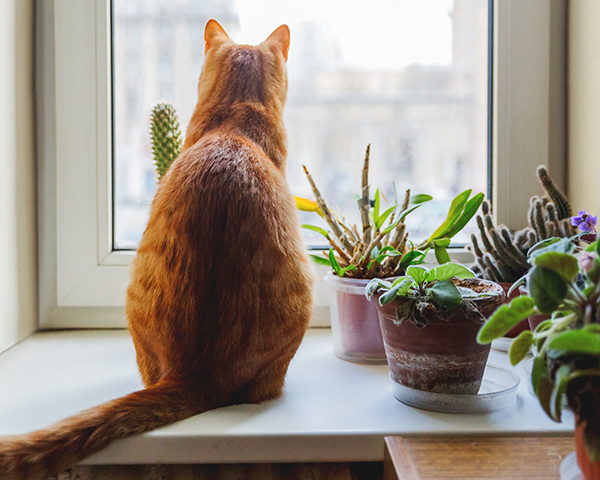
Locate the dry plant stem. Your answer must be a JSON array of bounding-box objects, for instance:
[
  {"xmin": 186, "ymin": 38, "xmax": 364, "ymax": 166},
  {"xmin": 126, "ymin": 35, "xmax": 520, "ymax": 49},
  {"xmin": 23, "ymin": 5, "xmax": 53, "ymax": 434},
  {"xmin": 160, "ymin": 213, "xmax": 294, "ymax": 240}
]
[
  {"xmin": 302, "ymin": 165, "xmax": 354, "ymax": 253},
  {"xmin": 328, "ymin": 237, "xmax": 351, "ymax": 264},
  {"xmin": 360, "ymin": 145, "xmax": 372, "ymax": 245},
  {"xmin": 338, "ymin": 218, "xmax": 358, "ymax": 244}
]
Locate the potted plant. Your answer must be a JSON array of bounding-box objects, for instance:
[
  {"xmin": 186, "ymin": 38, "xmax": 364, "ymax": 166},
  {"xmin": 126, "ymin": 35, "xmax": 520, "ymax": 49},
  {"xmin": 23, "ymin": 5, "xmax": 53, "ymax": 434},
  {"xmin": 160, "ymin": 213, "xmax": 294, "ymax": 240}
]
[
  {"xmin": 477, "ymin": 215, "xmax": 600, "ymax": 479},
  {"xmin": 365, "ymin": 263, "xmax": 505, "ymax": 397},
  {"xmin": 469, "ymin": 166, "xmax": 575, "ymax": 338},
  {"xmin": 303, "ymin": 145, "xmax": 484, "ymax": 364}
]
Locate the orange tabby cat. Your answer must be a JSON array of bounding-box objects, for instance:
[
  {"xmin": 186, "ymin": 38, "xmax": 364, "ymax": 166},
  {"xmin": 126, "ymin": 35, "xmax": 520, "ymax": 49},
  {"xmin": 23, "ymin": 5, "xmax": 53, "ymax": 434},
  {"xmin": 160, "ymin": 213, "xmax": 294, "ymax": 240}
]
[{"xmin": 0, "ymin": 20, "xmax": 313, "ymax": 479}]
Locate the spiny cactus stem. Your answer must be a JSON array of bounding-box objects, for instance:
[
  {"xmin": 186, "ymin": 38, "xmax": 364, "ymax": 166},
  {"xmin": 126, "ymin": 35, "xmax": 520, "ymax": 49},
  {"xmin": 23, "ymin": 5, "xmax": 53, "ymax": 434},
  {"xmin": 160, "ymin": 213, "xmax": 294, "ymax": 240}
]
[{"xmin": 537, "ymin": 165, "xmax": 572, "ymax": 219}]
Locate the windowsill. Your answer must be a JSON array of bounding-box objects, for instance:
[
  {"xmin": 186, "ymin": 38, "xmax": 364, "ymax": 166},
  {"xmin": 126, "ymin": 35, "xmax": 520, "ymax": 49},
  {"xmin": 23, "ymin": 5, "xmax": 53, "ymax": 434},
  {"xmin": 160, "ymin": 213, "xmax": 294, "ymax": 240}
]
[{"xmin": 0, "ymin": 329, "xmax": 572, "ymax": 465}]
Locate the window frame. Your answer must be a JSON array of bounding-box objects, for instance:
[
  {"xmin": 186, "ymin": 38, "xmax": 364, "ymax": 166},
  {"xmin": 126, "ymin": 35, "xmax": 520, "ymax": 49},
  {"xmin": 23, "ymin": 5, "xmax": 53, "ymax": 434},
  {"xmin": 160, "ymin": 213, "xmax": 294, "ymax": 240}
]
[{"xmin": 38, "ymin": 0, "xmax": 567, "ymax": 329}]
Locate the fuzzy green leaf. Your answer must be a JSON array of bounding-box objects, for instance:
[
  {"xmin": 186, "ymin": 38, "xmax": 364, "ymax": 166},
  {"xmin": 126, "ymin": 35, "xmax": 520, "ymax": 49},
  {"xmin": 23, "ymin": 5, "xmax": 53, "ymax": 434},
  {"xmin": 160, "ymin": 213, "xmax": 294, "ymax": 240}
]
[
  {"xmin": 379, "ymin": 278, "xmax": 414, "ymax": 306},
  {"xmin": 548, "ymin": 330, "xmax": 600, "ymax": 354},
  {"xmin": 529, "ymin": 266, "xmax": 568, "ymax": 313},
  {"xmin": 429, "ymin": 279, "xmax": 462, "ymax": 310},
  {"xmin": 406, "ymin": 265, "xmax": 431, "ymax": 285},
  {"xmin": 550, "ymin": 365, "xmax": 572, "ymax": 422},
  {"xmin": 477, "ymin": 296, "xmax": 537, "ymax": 344},
  {"xmin": 532, "ymin": 251, "xmax": 579, "ymax": 282},
  {"xmin": 509, "ymin": 330, "xmax": 534, "ymax": 365},
  {"xmin": 430, "ymin": 262, "xmax": 475, "ymax": 282}
]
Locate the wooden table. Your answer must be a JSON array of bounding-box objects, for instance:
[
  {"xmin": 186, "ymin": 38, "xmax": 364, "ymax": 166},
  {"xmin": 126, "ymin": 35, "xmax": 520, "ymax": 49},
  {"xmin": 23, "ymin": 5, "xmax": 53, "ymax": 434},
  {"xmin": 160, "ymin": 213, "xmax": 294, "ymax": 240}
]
[{"xmin": 384, "ymin": 435, "xmax": 575, "ymax": 480}]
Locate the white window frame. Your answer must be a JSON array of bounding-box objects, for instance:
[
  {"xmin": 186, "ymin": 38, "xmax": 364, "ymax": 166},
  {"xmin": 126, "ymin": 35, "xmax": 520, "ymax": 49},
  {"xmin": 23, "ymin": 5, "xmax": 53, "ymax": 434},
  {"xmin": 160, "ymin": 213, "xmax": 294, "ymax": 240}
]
[{"xmin": 38, "ymin": 0, "xmax": 567, "ymax": 329}]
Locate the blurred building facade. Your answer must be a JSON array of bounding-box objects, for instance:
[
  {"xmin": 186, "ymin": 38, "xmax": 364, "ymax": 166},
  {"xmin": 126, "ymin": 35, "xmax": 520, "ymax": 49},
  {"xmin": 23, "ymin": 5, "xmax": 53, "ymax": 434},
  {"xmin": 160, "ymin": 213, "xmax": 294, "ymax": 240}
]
[{"xmin": 113, "ymin": 0, "xmax": 488, "ymax": 248}]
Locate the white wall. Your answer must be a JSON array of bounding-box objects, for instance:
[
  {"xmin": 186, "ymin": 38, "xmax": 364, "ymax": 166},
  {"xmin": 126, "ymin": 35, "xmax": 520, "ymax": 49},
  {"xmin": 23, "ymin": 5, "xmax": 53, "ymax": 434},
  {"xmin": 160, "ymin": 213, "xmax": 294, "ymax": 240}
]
[
  {"xmin": 569, "ymin": 1, "xmax": 600, "ymax": 213},
  {"xmin": 0, "ymin": 0, "xmax": 37, "ymax": 354}
]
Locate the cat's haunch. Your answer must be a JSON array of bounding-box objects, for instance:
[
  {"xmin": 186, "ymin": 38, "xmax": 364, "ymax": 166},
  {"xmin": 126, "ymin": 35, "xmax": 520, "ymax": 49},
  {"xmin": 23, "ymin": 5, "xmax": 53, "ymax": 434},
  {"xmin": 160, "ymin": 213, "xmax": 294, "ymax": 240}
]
[{"xmin": 0, "ymin": 19, "xmax": 313, "ymax": 480}]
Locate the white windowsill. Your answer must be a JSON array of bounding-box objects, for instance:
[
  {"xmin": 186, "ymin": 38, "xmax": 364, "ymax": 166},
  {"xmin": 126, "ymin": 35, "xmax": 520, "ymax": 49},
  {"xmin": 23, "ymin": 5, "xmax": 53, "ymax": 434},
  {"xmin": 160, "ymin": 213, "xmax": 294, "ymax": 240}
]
[{"xmin": 0, "ymin": 328, "xmax": 572, "ymax": 465}]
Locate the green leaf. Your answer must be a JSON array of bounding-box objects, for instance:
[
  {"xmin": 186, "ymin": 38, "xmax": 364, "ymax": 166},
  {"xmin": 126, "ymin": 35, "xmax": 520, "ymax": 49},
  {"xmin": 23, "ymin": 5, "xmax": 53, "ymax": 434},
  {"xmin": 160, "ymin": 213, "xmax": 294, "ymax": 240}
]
[
  {"xmin": 309, "ymin": 254, "xmax": 332, "ymax": 267},
  {"xmin": 328, "ymin": 248, "xmax": 341, "ymax": 276},
  {"xmin": 430, "ymin": 262, "xmax": 475, "ymax": 282},
  {"xmin": 427, "ymin": 189, "xmax": 472, "ymax": 241},
  {"xmin": 340, "ymin": 265, "xmax": 357, "ymax": 277},
  {"xmin": 365, "ymin": 278, "xmax": 392, "ymax": 300},
  {"xmin": 507, "ymin": 274, "xmax": 527, "ymax": 297},
  {"xmin": 410, "ymin": 194, "xmax": 433, "ymax": 204},
  {"xmin": 528, "ymin": 238, "xmax": 576, "ymax": 259},
  {"xmin": 381, "ymin": 215, "xmax": 403, "ymax": 234},
  {"xmin": 444, "ymin": 192, "xmax": 485, "ymax": 239},
  {"xmin": 531, "ymin": 355, "xmax": 547, "ymax": 397},
  {"xmin": 429, "ymin": 279, "xmax": 462, "ymax": 310},
  {"xmin": 532, "ymin": 251, "xmax": 579, "ymax": 282},
  {"xmin": 301, "ymin": 224, "xmax": 330, "ymax": 239},
  {"xmin": 477, "ymin": 296, "xmax": 536, "ymax": 344},
  {"xmin": 433, "ymin": 243, "xmax": 451, "ymax": 264},
  {"xmin": 509, "ymin": 330, "xmax": 534, "ymax": 365},
  {"xmin": 548, "ymin": 330, "xmax": 600, "ymax": 354},
  {"xmin": 528, "ymin": 266, "xmax": 568, "ymax": 313},
  {"xmin": 373, "ymin": 189, "xmax": 381, "ymax": 227},
  {"xmin": 398, "ymin": 204, "xmax": 423, "ymax": 222},
  {"xmin": 399, "ymin": 250, "xmax": 427, "ymax": 271},
  {"xmin": 550, "ymin": 365, "xmax": 572, "ymax": 422},
  {"xmin": 406, "ymin": 265, "xmax": 431, "ymax": 285},
  {"xmin": 379, "ymin": 278, "xmax": 414, "ymax": 306},
  {"xmin": 375, "ymin": 204, "xmax": 397, "ymax": 230}
]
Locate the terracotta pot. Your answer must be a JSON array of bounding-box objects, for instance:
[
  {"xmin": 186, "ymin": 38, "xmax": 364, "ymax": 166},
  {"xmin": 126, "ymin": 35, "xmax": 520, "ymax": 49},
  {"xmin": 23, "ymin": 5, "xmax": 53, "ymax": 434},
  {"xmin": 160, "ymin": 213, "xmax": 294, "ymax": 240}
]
[
  {"xmin": 499, "ymin": 282, "xmax": 530, "ymax": 337},
  {"xmin": 371, "ymin": 278, "xmax": 505, "ymax": 394},
  {"xmin": 576, "ymin": 418, "xmax": 600, "ymax": 480},
  {"xmin": 326, "ymin": 274, "xmax": 387, "ymax": 364}
]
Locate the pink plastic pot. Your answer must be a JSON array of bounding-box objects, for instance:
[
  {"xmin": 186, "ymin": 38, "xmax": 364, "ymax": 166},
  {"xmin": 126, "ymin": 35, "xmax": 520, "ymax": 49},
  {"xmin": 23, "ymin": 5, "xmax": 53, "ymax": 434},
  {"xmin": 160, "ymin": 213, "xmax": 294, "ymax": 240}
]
[{"xmin": 326, "ymin": 274, "xmax": 387, "ymax": 364}]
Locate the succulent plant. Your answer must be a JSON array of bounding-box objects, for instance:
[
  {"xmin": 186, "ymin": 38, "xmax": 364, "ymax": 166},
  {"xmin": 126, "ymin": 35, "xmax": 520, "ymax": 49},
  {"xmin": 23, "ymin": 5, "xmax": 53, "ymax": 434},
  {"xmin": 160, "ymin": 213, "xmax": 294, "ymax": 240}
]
[
  {"xmin": 150, "ymin": 103, "xmax": 182, "ymax": 179},
  {"xmin": 470, "ymin": 165, "xmax": 576, "ymax": 283}
]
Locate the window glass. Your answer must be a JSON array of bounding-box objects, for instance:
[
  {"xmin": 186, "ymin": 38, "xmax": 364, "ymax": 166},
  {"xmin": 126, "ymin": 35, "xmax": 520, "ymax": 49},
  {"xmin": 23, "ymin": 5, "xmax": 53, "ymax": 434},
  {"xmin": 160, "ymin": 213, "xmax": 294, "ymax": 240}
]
[{"xmin": 112, "ymin": 0, "xmax": 489, "ymax": 249}]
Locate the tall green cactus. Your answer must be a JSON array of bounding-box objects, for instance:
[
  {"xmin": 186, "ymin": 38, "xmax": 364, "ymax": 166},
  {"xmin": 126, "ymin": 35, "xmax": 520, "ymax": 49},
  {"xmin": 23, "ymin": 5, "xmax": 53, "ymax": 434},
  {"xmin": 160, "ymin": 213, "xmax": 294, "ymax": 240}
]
[
  {"xmin": 150, "ymin": 103, "xmax": 182, "ymax": 179},
  {"xmin": 470, "ymin": 165, "xmax": 575, "ymax": 283}
]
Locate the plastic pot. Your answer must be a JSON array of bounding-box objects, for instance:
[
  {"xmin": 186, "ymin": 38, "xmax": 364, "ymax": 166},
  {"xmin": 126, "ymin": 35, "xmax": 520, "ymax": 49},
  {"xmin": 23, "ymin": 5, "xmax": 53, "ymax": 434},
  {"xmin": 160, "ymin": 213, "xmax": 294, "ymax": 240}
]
[
  {"xmin": 370, "ymin": 278, "xmax": 505, "ymax": 394},
  {"xmin": 326, "ymin": 274, "xmax": 387, "ymax": 364},
  {"xmin": 576, "ymin": 418, "xmax": 600, "ymax": 479}
]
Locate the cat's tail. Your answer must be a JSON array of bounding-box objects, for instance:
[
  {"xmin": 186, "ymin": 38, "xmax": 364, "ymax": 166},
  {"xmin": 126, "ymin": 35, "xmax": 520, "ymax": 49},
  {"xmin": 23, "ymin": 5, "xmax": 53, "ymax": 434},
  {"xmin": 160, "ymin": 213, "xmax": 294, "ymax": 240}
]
[{"xmin": 0, "ymin": 379, "xmax": 210, "ymax": 480}]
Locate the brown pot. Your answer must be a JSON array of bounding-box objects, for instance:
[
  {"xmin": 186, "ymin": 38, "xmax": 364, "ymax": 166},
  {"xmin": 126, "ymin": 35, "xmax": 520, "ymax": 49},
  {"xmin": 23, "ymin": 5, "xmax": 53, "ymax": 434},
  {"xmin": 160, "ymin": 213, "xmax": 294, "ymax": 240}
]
[
  {"xmin": 576, "ymin": 418, "xmax": 600, "ymax": 480},
  {"xmin": 371, "ymin": 278, "xmax": 505, "ymax": 394},
  {"xmin": 326, "ymin": 274, "xmax": 387, "ymax": 364}
]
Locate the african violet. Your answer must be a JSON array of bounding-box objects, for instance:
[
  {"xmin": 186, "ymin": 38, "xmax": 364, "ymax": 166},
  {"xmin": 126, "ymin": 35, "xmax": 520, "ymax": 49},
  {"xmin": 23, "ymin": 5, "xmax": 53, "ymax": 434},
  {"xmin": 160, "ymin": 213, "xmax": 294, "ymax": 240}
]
[
  {"xmin": 477, "ymin": 217, "xmax": 600, "ymax": 462},
  {"xmin": 365, "ymin": 263, "xmax": 496, "ymax": 328}
]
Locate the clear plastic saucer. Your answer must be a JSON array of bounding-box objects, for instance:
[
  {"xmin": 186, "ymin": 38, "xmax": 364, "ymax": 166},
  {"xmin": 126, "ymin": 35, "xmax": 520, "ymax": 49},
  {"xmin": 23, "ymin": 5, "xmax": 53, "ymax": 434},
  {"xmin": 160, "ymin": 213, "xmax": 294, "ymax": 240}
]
[
  {"xmin": 560, "ymin": 452, "xmax": 581, "ymax": 480},
  {"xmin": 391, "ymin": 364, "xmax": 521, "ymax": 413}
]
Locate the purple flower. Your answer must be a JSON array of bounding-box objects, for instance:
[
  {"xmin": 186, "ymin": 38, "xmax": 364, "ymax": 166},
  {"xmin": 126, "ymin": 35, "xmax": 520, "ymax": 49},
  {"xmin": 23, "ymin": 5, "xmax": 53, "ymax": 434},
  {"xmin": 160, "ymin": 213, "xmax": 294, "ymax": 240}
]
[{"xmin": 571, "ymin": 210, "xmax": 598, "ymax": 232}]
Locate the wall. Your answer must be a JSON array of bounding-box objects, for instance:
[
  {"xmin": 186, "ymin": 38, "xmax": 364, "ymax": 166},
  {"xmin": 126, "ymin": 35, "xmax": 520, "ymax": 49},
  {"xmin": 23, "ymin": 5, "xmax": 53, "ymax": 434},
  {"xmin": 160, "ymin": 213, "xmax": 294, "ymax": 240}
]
[
  {"xmin": 569, "ymin": 1, "xmax": 600, "ymax": 212},
  {"xmin": 0, "ymin": 0, "xmax": 37, "ymax": 354}
]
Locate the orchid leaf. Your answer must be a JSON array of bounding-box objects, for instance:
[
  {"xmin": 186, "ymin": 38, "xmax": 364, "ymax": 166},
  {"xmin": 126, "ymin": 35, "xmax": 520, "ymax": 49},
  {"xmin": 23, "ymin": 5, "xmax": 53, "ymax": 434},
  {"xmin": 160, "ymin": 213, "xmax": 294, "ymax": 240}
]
[
  {"xmin": 411, "ymin": 194, "xmax": 433, "ymax": 204},
  {"xmin": 398, "ymin": 204, "xmax": 423, "ymax": 222},
  {"xmin": 302, "ymin": 224, "xmax": 329, "ymax": 239},
  {"xmin": 427, "ymin": 189, "xmax": 472, "ymax": 242},
  {"xmin": 309, "ymin": 254, "xmax": 332, "ymax": 267},
  {"xmin": 399, "ymin": 249, "xmax": 427, "ymax": 271},
  {"xmin": 433, "ymin": 238, "xmax": 451, "ymax": 264},
  {"xmin": 444, "ymin": 192, "xmax": 484, "ymax": 239}
]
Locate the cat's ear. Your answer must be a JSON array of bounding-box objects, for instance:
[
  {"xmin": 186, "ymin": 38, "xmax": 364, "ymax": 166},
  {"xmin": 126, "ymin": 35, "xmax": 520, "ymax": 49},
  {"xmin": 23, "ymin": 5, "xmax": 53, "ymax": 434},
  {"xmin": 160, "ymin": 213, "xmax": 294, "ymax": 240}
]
[
  {"xmin": 204, "ymin": 19, "xmax": 231, "ymax": 53},
  {"xmin": 265, "ymin": 25, "xmax": 290, "ymax": 61}
]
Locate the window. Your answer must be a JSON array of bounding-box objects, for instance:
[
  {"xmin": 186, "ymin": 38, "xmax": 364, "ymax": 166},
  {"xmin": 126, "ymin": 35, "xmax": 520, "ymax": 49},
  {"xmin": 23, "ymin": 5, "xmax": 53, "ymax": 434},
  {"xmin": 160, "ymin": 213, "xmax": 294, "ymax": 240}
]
[
  {"xmin": 112, "ymin": 0, "xmax": 489, "ymax": 249},
  {"xmin": 38, "ymin": 0, "xmax": 566, "ymax": 328}
]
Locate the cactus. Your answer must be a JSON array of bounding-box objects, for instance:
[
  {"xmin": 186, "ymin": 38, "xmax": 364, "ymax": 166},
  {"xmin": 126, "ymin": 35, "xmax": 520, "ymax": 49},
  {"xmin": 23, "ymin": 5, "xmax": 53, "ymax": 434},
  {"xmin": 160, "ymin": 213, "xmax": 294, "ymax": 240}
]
[
  {"xmin": 150, "ymin": 103, "xmax": 182, "ymax": 179},
  {"xmin": 469, "ymin": 165, "xmax": 576, "ymax": 283}
]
